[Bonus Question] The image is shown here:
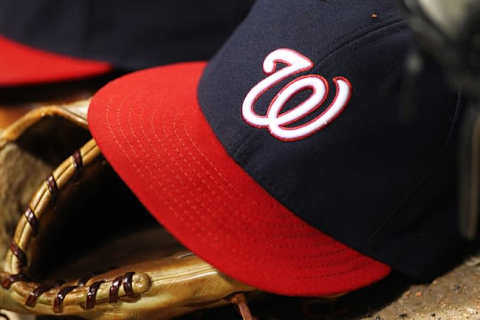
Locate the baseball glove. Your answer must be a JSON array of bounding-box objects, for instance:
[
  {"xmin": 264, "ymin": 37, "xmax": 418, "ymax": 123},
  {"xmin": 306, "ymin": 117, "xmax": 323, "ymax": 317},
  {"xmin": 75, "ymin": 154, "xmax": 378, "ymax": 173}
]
[{"xmin": 0, "ymin": 100, "xmax": 256, "ymax": 320}]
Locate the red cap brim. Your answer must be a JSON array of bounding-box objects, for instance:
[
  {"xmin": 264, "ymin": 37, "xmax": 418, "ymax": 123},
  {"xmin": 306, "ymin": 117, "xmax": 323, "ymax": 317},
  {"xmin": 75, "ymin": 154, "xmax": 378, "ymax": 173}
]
[
  {"xmin": 88, "ymin": 62, "xmax": 391, "ymax": 296},
  {"xmin": 0, "ymin": 36, "xmax": 112, "ymax": 87}
]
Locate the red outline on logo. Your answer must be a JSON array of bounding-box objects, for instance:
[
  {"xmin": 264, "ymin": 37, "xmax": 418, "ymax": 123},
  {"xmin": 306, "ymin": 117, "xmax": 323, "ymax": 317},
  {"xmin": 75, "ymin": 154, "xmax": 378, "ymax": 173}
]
[{"xmin": 242, "ymin": 48, "xmax": 352, "ymax": 142}]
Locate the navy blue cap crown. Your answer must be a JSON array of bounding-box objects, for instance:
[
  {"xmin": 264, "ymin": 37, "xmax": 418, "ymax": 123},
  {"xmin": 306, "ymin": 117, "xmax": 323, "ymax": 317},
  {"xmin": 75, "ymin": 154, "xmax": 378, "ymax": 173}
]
[
  {"xmin": 198, "ymin": 0, "xmax": 466, "ymax": 280},
  {"xmin": 0, "ymin": 0, "xmax": 253, "ymax": 70}
]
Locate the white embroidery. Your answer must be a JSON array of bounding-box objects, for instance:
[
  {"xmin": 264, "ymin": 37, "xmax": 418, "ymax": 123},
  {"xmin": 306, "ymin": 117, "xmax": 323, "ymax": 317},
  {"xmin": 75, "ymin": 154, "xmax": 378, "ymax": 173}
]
[{"xmin": 242, "ymin": 48, "xmax": 352, "ymax": 141}]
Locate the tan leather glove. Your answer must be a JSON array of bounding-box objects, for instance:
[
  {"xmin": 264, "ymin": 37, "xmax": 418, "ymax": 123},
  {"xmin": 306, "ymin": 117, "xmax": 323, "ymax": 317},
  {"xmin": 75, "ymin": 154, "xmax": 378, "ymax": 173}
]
[{"xmin": 0, "ymin": 100, "xmax": 256, "ymax": 320}]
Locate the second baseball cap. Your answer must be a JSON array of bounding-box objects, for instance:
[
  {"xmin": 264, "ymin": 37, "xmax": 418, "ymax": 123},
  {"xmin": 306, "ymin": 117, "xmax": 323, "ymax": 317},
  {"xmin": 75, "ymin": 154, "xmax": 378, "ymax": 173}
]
[
  {"xmin": 88, "ymin": 0, "xmax": 466, "ymax": 296},
  {"xmin": 0, "ymin": 0, "xmax": 253, "ymax": 87},
  {"xmin": 0, "ymin": 36, "xmax": 112, "ymax": 87}
]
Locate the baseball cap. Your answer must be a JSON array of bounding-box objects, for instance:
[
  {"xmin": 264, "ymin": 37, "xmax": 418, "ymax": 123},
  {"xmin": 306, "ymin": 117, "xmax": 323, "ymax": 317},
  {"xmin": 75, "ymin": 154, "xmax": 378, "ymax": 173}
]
[
  {"xmin": 0, "ymin": 0, "xmax": 253, "ymax": 86},
  {"xmin": 88, "ymin": 0, "xmax": 467, "ymax": 296},
  {"xmin": 0, "ymin": 36, "xmax": 112, "ymax": 87}
]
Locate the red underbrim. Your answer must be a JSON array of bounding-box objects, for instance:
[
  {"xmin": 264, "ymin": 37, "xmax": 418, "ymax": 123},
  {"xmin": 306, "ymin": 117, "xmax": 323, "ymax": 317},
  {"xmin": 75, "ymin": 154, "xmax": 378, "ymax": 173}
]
[
  {"xmin": 0, "ymin": 36, "xmax": 112, "ymax": 87},
  {"xmin": 88, "ymin": 62, "xmax": 391, "ymax": 296}
]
